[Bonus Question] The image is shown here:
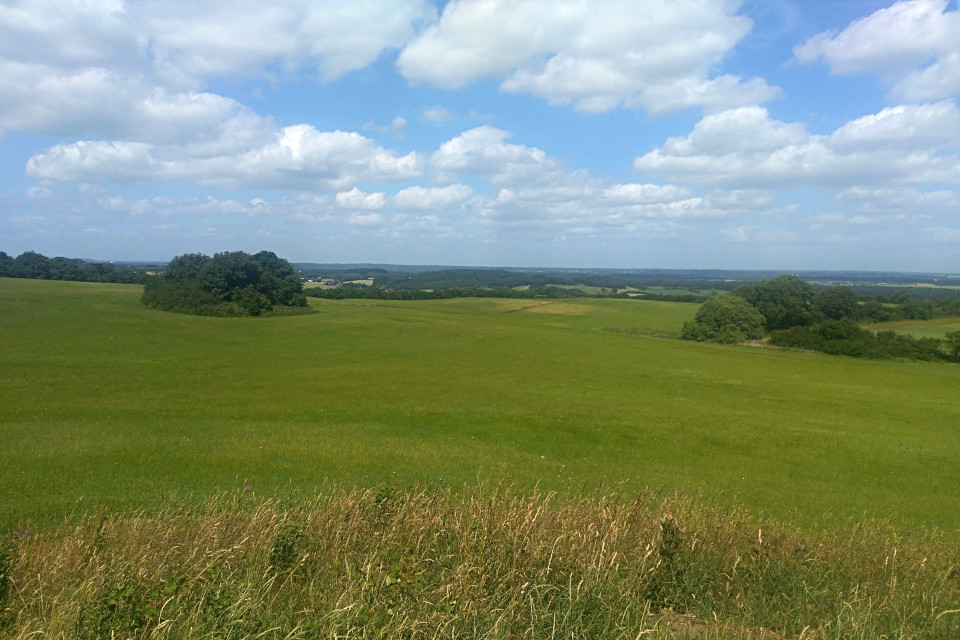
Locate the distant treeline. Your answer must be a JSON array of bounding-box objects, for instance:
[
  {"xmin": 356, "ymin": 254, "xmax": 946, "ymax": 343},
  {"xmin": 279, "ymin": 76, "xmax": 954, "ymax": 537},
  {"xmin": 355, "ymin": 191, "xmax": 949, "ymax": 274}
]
[
  {"xmin": 856, "ymin": 291, "xmax": 960, "ymax": 322},
  {"xmin": 306, "ymin": 284, "xmax": 591, "ymax": 301},
  {"xmin": 0, "ymin": 250, "xmax": 151, "ymax": 284},
  {"xmin": 681, "ymin": 275, "xmax": 960, "ymax": 362},
  {"xmin": 300, "ymin": 266, "xmax": 720, "ymax": 294}
]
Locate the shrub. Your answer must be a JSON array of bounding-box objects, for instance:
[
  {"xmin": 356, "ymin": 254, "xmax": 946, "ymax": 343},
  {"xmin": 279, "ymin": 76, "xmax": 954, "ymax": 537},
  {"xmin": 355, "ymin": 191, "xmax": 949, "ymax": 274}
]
[{"xmin": 681, "ymin": 294, "xmax": 765, "ymax": 344}]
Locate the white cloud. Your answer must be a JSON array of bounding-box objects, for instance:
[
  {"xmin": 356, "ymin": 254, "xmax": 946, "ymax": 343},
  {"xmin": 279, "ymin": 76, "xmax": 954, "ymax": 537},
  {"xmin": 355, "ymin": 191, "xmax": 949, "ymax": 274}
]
[
  {"xmin": 336, "ymin": 187, "xmax": 387, "ymax": 210},
  {"xmin": 635, "ymin": 102, "xmax": 960, "ymax": 188},
  {"xmin": 0, "ymin": 1, "xmax": 436, "ymax": 140},
  {"xmin": 393, "ymin": 184, "xmax": 474, "ymax": 210},
  {"xmin": 829, "ymin": 101, "xmax": 960, "ymax": 151},
  {"xmin": 347, "ymin": 212, "xmax": 384, "ymax": 227},
  {"xmin": 430, "ymin": 126, "xmax": 562, "ymax": 184},
  {"xmin": 422, "ymin": 107, "xmax": 456, "ymax": 123},
  {"xmin": 398, "ymin": 0, "xmax": 778, "ymax": 114},
  {"xmin": 27, "ymin": 125, "xmax": 425, "ymax": 190},
  {"xmin": 138, "ymin": 0, "xmax": 437, "ymax": 84},
  {"xmin": 389, "ymin": 214, "xmax": 458, "ymax": 237},
  {"xmin": 720, "ymin": 226, "xmax": 797, "ymax": 243},
  {"xmin": 119, "ymin": 192, "xmax": 342, "ymax": 225},
  {"xmin": 794, "ymin": 0, "xmax": 960, "ymax": 102},
  {"xmin": 391, "ymin": 117, "xmax": 408, "ymax": 138},
  {"xmin": 632, "ymin": 75, "xmax": 782, "ymax": 116},
  {"xmin": 896, "ymin": 51, "xmax": 960, "ymax": 102},
  {"xmin": 0, "ymin": 63, "xmax": 276, "ymax": 145},
  {"xmin": 601, "ymin": 183, "xmax": 693, "ymax": 204},
  {"xmin": 837, "ymin": 185, "xmax": 960, "ymax": 215},
  {"xmin": 0, "ymin": 0, "xmax": 138, "ymax": 69}
]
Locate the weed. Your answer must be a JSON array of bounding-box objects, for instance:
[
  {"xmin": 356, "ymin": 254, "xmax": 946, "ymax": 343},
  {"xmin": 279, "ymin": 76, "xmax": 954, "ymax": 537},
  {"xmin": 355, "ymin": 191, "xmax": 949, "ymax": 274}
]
[
  {"xmin": 0, "ymin": 543, "xmax": 12, "ymax": 629},
  {"xmin": 0, "ymin": 487, "xmax": 957, "ymax": 638},
  {"xmin": 645, "ymin": 516, "xmax": 691, "ymax": 612},
  {"xmin": 269, "ymin": 521, "xmax": 305, "ymax": 573}
]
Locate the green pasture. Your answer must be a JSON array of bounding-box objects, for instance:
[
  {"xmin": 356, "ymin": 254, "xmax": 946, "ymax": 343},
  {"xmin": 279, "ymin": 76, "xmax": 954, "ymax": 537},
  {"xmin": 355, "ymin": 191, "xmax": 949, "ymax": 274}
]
[
  {"xmin": 863, "ymin": 316, "xmax": 960, "ymax": 338},
  {"xmin": 2, "ymin": 278, "xmax": 959, "ymax": 531}
]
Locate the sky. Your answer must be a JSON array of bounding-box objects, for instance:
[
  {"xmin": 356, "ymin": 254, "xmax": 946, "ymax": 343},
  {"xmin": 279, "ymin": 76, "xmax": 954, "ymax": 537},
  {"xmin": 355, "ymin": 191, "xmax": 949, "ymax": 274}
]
[{"xmin": 1, "ymin": 0, "xmax": 959, "ymax": 271}]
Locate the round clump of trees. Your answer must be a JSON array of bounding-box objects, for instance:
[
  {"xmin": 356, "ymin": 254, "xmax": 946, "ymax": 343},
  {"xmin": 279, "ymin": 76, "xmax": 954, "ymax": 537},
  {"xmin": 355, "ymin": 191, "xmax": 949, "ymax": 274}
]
[
  {"xmin": 142, "ymin": 250, "xmax": 308, "ymax": 317},
  {"xmin": 680, "ymin": 294, "xmax": 765, "ymax": 344}
]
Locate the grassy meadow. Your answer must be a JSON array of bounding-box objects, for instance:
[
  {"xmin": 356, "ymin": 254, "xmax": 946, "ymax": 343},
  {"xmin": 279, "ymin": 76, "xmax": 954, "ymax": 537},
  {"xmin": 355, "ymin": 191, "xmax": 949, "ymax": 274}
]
[
  {"xmin": 863, "ymin": 316, "xmax": 960, "ymax": 339},
  {"xmin": 2, "ymin": 277, "xmax": 959, "ymax": 531},
  {"xmin": 4, "ymin": 277, "xmax": 960, "ymax": 639}
]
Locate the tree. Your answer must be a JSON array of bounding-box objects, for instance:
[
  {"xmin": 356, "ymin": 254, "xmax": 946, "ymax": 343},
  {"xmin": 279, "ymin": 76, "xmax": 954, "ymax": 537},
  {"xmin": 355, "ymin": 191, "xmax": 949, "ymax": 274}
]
[
  {"xmin": 681, "ymin": 294, "xmax": 766, "ymax": 344},
  {"xmin": 198, "ymin": 251, "xmax": 263, "ymax": 300},
  {"xmin": 49, "ymin": 257, "xmax": 88, "ymax": 281},
  {"xmin": 165, "ymin": 253, "xmax": 210, "ymax": 282},
  {"xmin": 890, "ymin": 289, "xmax": 911, "ymax": 305},
  {"xmin": 12, "ymin": 251, "xmax": 51, "ymax": 279},
  {"xmin": 732, "ymin": 275, "xmax": 819, "ymax": 331},
  {"xmin": 143, "ymin": 250, "xmax": 308, "ymax": 316},
  {"xmin": 816, "ymin": 285, "xmax": 859, "ymax": 321},
  {"xmin": 0, "ymin": 251, "xmax": 13, "ymax": 276},
  {"xmin": 945, "ymin": 331, "xmax": 960, "ymax": 363}
]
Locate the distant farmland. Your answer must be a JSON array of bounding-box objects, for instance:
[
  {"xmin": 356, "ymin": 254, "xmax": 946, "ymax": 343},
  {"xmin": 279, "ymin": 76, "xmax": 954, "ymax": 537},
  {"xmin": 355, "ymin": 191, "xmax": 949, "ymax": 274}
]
[{"xmin": 2, "ymin": 277, "xmax": 959, "ymax": 530}]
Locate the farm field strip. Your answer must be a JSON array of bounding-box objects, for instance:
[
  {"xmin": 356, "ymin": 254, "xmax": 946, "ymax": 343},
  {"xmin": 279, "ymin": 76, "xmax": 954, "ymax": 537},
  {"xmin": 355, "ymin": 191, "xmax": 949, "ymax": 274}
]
[{"xmin": 2, "ymin": 278, "xmax": 959, "ymax": 531}]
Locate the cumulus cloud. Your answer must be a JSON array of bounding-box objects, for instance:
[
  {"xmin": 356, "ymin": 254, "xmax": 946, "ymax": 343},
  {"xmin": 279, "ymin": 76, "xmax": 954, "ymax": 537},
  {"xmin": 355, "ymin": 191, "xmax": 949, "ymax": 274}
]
[
  {"xmin": 422, "ymin": 107, "xmax": 456, "ymax": 123},
  {"xmin": 26, "ymin": 126, "xmax": 425, "ymax": 190},
  {"xmin": 0, "ymin": 0, "xmax": 139, "ymax": 70},
  {"xmin": 393, "ymin": 185, "xmax": 474, "ymax": 210},
  {"xmin": 430, "ymin": 126, "xmax": 562, "ymax": 184},
  {"xmin": 794, "ymin": 0, "xmax": 960, "ymax": 102},
  {"xmin": 336, "ymin": 187, "xmax": 387, "ymax": 210},
  {"xmin": 635, "ymin": 102, "xmax": 960, "ymax": 188},
  {"xmin": 389, "ymin": 214, "xmax": 458, "ymax": 237},
  {"xmin": 0, "ymin": 1, "xmax": 435, "ymax": 140},
  {"xmin": 601, "ymin": 183, "xmax": 693, "ymax": 204},
  {"xmin": 397, "ymin": 0, "xmax": 779, "ymax": 113},
  {"xmin": 0, "ymin": 63, "xmax": 275, "ymax": 146}
]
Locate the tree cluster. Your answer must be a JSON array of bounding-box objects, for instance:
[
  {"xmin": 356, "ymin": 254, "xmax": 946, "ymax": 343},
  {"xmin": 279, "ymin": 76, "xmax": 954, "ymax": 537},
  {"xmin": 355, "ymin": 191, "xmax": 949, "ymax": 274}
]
[
  {"xmin": 679, "ymin": 295, "xmax": 766, "ymax": 344},
  {"xmin": 681, "ymin": 275, "xmax": 960, "ymax": 362},
  {"xmin": 769, "ymin": 319, "xmax": 959, "ymax": 361},
  {"xmin": 142, "ymin": 251, "xmax": 308, "ymax": 316},
  {"xmin": 0, "ymin": 250, "xmax": 150, "ymax": 284}
]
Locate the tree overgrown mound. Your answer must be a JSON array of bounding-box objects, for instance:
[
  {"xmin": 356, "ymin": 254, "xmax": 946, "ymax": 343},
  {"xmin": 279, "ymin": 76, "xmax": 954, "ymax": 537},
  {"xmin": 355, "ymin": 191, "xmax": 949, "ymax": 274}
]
[{"xmin": 142, "ymin": 251, "xmax": 309, "ymax": 317}]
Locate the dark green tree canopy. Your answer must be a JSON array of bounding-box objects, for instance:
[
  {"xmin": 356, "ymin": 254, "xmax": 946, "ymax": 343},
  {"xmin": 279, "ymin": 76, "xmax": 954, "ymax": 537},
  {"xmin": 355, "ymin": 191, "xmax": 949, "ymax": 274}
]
[
  {"xmin": 681, "ymin": 294, "xmax": 765, "ymax": 344},
  {"xmin": 165, "ymin": 253, "xmax": 210, "ymax": 282},
  {"xmin": 142, "ymin": 250, "xmax": 308, "ymax": 316},
  {"xmin": 12, "ymin": 250, "xmax": 52, "ymax": 279},
  {"xmin": 732, "ymin": 275, "xmax": 819, "ymax": 331},
  {"xmin": 816, "ymin": 285, "xmax": 859, "ymax": 321},
  {"xmin": 0, "ymin": 251, "xmax": 14, "ymax": 276}
]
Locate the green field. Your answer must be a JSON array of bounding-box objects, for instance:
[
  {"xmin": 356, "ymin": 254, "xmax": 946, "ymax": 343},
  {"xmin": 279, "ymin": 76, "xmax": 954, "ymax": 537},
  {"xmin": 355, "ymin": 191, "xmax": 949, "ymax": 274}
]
[
  {"xmin": 3, "ymin": 278, "xmax": 959, "ymax": 531},
  {"xmin": 863, "ymin": 316, "xmax": 960, "ymax": 338}
]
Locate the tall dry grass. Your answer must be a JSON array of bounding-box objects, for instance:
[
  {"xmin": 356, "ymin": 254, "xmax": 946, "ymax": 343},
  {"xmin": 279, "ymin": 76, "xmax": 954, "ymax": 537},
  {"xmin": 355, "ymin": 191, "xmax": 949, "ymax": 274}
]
[{"xmin": 2, "ymin": 485, "xmax": 958, "ymax": 639}]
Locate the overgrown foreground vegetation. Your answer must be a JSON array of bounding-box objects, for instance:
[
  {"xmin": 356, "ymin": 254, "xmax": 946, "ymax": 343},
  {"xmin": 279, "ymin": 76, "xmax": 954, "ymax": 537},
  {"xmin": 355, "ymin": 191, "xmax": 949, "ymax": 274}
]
[{"xmin": 3, "ymin": 486, "xmax": 959, "ymax": 640}]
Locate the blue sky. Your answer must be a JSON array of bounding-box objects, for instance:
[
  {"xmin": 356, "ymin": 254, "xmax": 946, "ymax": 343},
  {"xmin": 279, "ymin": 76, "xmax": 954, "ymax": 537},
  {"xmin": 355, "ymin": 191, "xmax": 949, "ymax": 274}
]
[{"xmin": 1, "ymin": 0, "xmax": 959, "ymax": 271}]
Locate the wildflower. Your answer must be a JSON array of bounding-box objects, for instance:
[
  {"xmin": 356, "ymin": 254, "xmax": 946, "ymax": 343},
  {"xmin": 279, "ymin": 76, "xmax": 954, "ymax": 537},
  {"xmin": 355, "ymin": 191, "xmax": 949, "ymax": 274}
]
[{"xmin": 243, "ymin": 485, "xmax": 251, "ymax": 493}]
